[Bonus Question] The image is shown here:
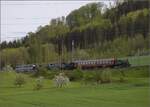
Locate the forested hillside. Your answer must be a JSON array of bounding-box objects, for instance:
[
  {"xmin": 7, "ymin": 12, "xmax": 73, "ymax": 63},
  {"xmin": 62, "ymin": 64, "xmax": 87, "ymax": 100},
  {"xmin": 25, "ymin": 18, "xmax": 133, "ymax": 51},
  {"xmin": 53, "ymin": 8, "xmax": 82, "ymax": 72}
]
[{"xmin": 0, "ymin": 0, "xmax": 150, "ymax": 68}]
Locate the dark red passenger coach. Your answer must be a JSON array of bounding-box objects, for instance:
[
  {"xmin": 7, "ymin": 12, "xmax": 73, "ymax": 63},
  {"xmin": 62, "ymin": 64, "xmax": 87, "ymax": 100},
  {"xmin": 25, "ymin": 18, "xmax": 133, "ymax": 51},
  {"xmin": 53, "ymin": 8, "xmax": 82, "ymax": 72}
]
[{"xmin": 73, "ymin": 58, "xmax": 130, "ymax": 69}]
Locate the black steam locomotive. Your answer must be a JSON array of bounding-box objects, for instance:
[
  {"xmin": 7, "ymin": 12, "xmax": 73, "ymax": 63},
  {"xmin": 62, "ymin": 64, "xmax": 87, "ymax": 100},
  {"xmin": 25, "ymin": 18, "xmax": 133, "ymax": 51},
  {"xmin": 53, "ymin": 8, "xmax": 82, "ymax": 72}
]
[{"xmin": 15, "ymin": 58, "xmax": 130, "ymax": 72}]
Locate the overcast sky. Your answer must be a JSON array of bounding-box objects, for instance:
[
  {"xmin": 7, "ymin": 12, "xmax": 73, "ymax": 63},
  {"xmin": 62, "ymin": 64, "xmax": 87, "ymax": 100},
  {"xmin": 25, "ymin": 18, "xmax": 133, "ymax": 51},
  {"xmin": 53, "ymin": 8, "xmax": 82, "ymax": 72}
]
[{"xmin": 1, "ymin": 0, "xmax": 114, "ymax": 42}]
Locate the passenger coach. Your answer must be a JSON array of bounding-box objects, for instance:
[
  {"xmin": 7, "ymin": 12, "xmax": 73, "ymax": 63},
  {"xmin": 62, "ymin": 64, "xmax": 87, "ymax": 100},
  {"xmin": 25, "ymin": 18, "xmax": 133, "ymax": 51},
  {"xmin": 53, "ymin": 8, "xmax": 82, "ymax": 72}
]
[
  {"xmin": 73, "ymin": 58, "xmax": 130, "ymax": 69},
  {"xmin": 15, "ymin": 64, "xmax": 37, "ymax": 72}
]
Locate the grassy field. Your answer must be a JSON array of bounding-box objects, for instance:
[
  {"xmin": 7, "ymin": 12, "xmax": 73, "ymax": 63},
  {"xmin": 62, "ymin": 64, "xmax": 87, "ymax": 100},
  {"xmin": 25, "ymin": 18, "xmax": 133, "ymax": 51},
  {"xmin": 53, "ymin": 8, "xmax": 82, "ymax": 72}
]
[
  {"xmin": 120, "ymin": 55, "xmax": 150, "ymax": 66},
  {"xmin": 0, "ymin": 67, "xmax": 150, "ymax": 107}
]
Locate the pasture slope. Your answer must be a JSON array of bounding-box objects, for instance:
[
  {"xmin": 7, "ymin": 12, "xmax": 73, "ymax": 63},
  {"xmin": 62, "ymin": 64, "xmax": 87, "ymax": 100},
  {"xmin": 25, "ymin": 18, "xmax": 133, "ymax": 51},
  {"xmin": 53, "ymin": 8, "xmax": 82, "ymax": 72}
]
[
  {"xmin": 0, "ymin": 66, "xmax": 150, "ymax": 107},
  {"xmin": 120, "ymin": 55, "xmax": 150, "ymax": 66}
]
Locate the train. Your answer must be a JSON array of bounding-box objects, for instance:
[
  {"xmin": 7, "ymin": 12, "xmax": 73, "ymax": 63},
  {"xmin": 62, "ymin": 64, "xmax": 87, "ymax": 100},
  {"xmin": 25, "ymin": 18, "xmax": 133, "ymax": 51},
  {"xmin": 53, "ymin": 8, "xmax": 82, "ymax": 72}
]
[
  {"xmin": 15, "ymin": 64, "xmax": 37, "ymax": 72},
  {"xmin": 15, "ymin": 58, "xmax": 130, "ymax": 72}
]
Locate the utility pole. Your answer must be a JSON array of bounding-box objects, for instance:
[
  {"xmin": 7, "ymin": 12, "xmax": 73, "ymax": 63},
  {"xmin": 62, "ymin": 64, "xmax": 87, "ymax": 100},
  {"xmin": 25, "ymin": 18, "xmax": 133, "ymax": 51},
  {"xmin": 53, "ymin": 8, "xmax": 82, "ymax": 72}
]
[
  {"xmin": 61, "ymin": 39, "xmax": 63, "ymax": 63},
  {"xmin": 0, "ymin": 18, "xmax": 1, "ymax": 71},
  {"xmin": 71, "ymin": 40, "xmax": 74, "ymax": 62}
]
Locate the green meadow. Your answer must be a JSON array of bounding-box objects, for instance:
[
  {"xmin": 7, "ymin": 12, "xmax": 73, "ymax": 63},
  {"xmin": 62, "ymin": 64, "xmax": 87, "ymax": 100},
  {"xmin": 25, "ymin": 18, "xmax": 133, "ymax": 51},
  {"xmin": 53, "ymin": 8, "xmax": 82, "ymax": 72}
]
[
  {"xmin": 0, "ymin": 66, "xmax": 149, "ymax": 107},
  {"xmin": 120, "ymin": 55, "xmax": 150, "ymax": 66}
]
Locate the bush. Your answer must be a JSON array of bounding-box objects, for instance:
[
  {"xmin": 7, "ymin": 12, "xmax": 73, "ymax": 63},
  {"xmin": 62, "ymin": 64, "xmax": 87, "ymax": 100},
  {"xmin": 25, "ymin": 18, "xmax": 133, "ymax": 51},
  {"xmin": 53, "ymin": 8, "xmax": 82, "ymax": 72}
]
[
  {"xmin": 34, "ymin": 76, "xmax": 44, "ymax": 90},
  {"xmin": 101, "ymin": 69, "xmax": 112, "ymax": 83},
  {"xmin": 119, "ymin": 76, "xmax": 126, "ymax": 83},
  {"xmin": 83, "ymin": 72, "xmax": 94, "ymax": 81},
  {"xmin": 82, "ymin": 70, "xmax": 102, "ymax": 85},
  {"xmin": 53, "ymin": 73, "xmax": 70, "ymax": 88},
  {"xmin": 14, "ymin": 74, "xmax": 26, "ymax": 87},
  {"xmin": 3, "ymin": 65, "xmax": 14, "ymax": 72},
  {"xmin": 65, "ymin": 68, "xmax": 83, "ymax": 81},
  {"xmin": 82, "ymin": 71, "xmax": 96, "ymax": 85},
  {"xmin": 46, "ymin": 70, "xmax": 59, "ymax": 79},
  {"xmin": 93, "ymin": 71, "xmax": 102, "ymax": 84},
  {"xmin": 33, "ymin": 66, "xmax": 48, "ymax": 77}
]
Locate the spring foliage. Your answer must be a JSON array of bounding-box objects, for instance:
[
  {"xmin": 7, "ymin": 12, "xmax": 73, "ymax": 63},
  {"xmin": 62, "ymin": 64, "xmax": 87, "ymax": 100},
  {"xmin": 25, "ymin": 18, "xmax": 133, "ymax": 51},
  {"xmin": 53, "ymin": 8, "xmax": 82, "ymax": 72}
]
[
  {"xmin": 14, "ymin": 74, "xmax": 26, "ymax": 87},
  {"xmin": 34, "ymin": 76, "xmax": 44, "ymax": 90},
  {"xmin": 53, "ymin": 73, "xmax": 70, "ymax": 88},
  {"xmin": 0, "ymin": 1, "xmax": 149, "ymax": 69}
]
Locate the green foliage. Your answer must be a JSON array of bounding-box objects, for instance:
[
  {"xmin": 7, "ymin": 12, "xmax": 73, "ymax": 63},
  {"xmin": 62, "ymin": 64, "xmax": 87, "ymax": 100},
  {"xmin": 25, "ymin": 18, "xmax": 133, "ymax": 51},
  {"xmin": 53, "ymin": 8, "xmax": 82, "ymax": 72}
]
[
  {"xmin": 66, "ymin": 2, "xmax": 103, "ymax": 29},
  {"xmin": 65, "ymin": 68, "xmax": 83, "ymax": 81},
  {"xmin": 45, "ymin": 70, "xmax": 59, "ymax": 79},
  {"xmin": 28, "ymin": 37, "xmax": 42, "ymax": 63},
  {"xmin": 0, "ymin": 1, "xmax": 150, "ymax": 68},
  {"xmin": 33, "ymin": 66, "xmax": 47, "ymax": 77},
  {"xmin": 118, "ymin": 9, "xmax": 149, "ymax": 36},
  {"xmin": 82, "ymin": 69, "xmax": 112, "ymax": 84},
  {"xmin": 14, "ymin": 74, "xmax": 26, "ymax": 87},
  {"xmin": 82, "ymin": 71, "xmax": 102, "ymax": 84},
  {"xmin": 92, "ymin": 71, "xmax": 102, "ymax": 84},
  {"xmin": 83, "ymin": 72, "xmax": 95, "ymax": 83},
  {"xmin": 34, "ymin": 76, "xmax": 44, "ymax": 90},
  {"xmin": 0, "ymin": 47, "xmax": 29, "ymax": 68},
  {"xmin": 3, "ymin": 65, "xmax": 14, "ymax": 72},
  {"xmin": 53, "ymin": 73, "xmax": 70, "ymax": 88},
  {"xmin": 99, "ymin": 69, "xmax": 112, "ymax": 83}
]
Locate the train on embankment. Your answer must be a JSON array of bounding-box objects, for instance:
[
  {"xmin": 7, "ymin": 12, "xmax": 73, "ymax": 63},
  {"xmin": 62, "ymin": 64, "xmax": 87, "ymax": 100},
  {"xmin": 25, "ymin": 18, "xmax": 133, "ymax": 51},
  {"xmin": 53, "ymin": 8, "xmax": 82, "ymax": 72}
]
[{"xmin": 15, "ymin": 58, "xmax": 130, "ymax": 72}]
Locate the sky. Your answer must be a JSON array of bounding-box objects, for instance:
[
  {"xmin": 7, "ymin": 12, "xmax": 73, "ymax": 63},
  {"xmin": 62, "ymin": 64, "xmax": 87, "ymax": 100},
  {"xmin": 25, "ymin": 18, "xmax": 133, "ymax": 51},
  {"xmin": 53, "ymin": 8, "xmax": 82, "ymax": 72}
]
[{"xmin": 1, "ymin": 0, "xmax": 114, "ymax": 42}]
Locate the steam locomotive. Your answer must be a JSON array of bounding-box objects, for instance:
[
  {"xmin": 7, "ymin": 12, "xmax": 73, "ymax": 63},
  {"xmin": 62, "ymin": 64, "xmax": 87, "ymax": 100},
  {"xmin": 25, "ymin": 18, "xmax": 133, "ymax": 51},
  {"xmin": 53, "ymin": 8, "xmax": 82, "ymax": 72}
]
[{"xmin": 15, "ymin": 58, "xmax": 130, "ymax": 72}]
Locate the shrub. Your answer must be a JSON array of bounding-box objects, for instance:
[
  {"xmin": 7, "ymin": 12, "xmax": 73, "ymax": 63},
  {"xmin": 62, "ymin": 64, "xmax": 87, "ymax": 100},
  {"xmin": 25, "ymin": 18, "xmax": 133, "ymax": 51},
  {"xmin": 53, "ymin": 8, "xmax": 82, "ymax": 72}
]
[
  {"xmin": 101, "ymin": 69, "xmax": 112, "ymax": 83},
  {"xmin": 65, "ymin": 68, "xmax": 83, "ymax": 81},
  {"xmin": 82, "ymin": 70, "xmax": 102, "ymax": 85},
  {"xmin": 14, "ymin": 74, "xmax": 26, "ymax": 87},
  {"xmin": 93, "ymin": 71, "xmax": 102, "ymax": 84},
  {"xmin": 53, "ymin": 73, "xmax": 70, "ymax": 88},
  {"xmin": 83, "ymin": 72, "xmax": 94, "ymax": 81},
  {"xmin": 82, "ymin": 72, "xmax": 95, "ymax": 85},
  {"xmin": 3, "ymin": 65, "xmax": 14, "ymax": 72},
  {"xmin": 119, "ymin": 76, "xmax": 126, "ymax": 83},
  {"xmin": 33, "ymin": 66, "xmax": 48, "ymax": 77},
  {"xmin": 46, "ymin": 70, "xmax": 59, "ymax": 79},
  {"xmin": 34, "ymin": 76, "xmax": 44, "ymax": 90}
]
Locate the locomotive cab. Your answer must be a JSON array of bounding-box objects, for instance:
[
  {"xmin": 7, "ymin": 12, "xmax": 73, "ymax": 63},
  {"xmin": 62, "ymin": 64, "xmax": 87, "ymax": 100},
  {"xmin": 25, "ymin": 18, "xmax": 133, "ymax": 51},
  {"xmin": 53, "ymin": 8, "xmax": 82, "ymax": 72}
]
[{"xmin": 115, "ymin": 59, "xmax": 130, "ymax": 68}]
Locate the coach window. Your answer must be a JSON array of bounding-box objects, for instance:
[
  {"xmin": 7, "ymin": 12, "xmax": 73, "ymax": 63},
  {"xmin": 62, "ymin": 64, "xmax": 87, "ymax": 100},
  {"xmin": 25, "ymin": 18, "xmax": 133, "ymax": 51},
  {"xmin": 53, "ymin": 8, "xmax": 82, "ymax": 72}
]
[
  {"xmin": 110, "ymin": 61, "xmax": 112, "ymax": 64},
  {"xmin": 93, "ymin": 61, "xmax": 95, "ymax": 64},
  {"xmin": 99, "ymin": 61, "xmax": 101, "ymax": 64},
  {"xmin": 97, "ymin": 61, "xmax": 99, "ymax": 64},
  {"xmin": 95, "ymin": 61, "xmax": 97, "ymax": 64}
]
